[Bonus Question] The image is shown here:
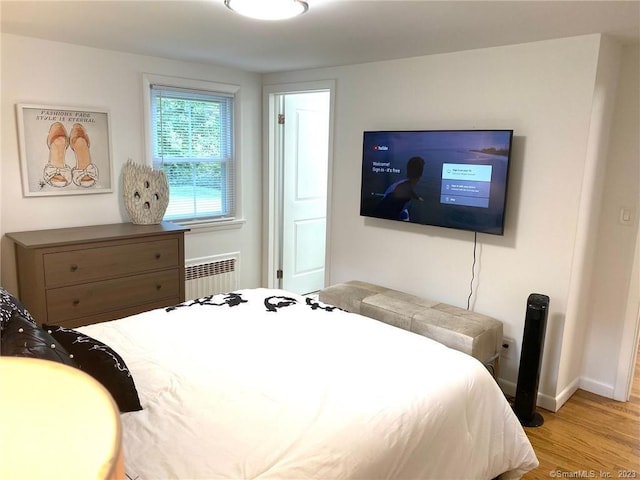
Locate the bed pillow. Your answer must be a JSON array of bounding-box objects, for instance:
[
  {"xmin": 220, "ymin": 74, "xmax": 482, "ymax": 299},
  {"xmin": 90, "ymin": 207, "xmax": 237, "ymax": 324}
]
[
  {"xmin": 1, "ymin": 287, "xmax": 35, "ymax": 331},
  {"xmin": 43, "ymin": 324, "xmax": 142, "ymax": 413},
  {"xmin": 1, "ymin": 312, "xmax": 77, "ymax": 367}
]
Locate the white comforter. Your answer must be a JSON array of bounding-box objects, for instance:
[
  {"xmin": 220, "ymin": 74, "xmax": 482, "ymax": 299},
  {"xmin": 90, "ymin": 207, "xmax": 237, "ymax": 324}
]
[{"xmin": 80, "ymin": 288, "xmax": 538, "ymax": 480}]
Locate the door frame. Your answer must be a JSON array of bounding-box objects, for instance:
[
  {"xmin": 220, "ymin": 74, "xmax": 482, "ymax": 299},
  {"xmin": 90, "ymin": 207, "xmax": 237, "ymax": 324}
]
[
  {"xmin": 262, "ymin": 80, "xmax": 336, "ymax": 289},
  {"xmin": 614, "ymin": 221, "xmax": 640, "ymax": 401}
]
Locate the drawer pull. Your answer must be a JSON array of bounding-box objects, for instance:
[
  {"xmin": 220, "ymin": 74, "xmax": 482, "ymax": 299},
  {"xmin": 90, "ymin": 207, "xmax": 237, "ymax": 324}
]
[
  {"xmin": 70, "ymin": 264, "xmax": 78, "ymax": 272},
  {"xmin": 155, "ymin": 253, "xmax": 161, "ymax": 260},
  {"xmin": 72, "ymin": 299, "xmax": 80, "ymax": 306},
  {"xmin": 156, "ymin": 284, "xmax": 162, "ymax": 290}
]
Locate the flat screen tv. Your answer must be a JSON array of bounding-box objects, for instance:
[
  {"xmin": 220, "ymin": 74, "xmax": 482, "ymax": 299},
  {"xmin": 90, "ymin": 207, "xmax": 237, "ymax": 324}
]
[{"xmin": 360, "ymin": 130, "xmax": 514, "ymax": 235}]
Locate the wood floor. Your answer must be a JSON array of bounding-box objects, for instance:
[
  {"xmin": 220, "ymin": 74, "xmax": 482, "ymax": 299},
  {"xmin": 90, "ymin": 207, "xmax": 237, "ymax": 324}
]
[{"xmin": 522, "ymin": 348, "xmax": 640, "ymax": 479}]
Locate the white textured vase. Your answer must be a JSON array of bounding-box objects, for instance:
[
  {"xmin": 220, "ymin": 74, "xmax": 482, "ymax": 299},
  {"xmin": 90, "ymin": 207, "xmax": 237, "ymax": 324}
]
[{"xmin": 122, "ymin": 159, "xmax": 170, "ymax": 225}]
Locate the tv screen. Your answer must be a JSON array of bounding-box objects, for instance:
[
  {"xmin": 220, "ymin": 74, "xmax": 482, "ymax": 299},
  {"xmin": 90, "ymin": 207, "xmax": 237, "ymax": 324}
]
[{"xmin": 360, "ymin": 130, "xmax": 513, "ymax": 235}]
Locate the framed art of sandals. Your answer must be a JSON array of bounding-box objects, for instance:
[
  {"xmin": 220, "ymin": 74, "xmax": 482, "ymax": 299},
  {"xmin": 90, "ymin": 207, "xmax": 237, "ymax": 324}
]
[{"xmin": 16, "ymin": 104, "xmax": 113, "ymax": 197}]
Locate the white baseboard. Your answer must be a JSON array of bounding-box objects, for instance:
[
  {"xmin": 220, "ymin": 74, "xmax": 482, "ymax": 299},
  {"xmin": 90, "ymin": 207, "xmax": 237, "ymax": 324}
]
[
  {"xmin": 497, "ymin": 378, "xmax": 516, "ymax": 397},
  {"xmin": 538, "ymin": 389, "xmax": 561, "ymax": 412},
  {"xmin": 497, "ymin": 375, "xmax": 616, "ymax": 413},
  {"xmin": 579, "ymin": 376, "xmax": 615, "ymax": 399},
  {"xmin": 497, "ymin": 376, "xmax": 579, "ymax": 413},
  {"xmin": 554, "ymin": 377, "xmax": 580, "ymax": 411}
]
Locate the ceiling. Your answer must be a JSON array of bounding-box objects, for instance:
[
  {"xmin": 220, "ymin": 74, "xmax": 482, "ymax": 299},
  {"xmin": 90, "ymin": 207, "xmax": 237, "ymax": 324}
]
[{"xmin": 2, "ymin": 0, "xmax": 639, "ymax": 74}]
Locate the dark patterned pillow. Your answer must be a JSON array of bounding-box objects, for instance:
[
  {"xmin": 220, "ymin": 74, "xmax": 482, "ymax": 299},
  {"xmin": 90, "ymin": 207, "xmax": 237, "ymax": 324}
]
[
  {"xmin": 43, "ymin": 324, "xmax": 142, "ymax": 413},
  {"xmin": 1, "ymin": 312, "xmax": 77, "ymax": 366},
  {"xmin": 0, "ymin": 287, "xmax": 35, "ymax": 331}
]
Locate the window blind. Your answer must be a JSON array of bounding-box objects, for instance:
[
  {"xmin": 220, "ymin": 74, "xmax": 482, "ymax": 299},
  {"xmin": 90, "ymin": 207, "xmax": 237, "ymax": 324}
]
[{"xmin": 150, "ymin": 84, "xmax": 235, "ymax": 222}]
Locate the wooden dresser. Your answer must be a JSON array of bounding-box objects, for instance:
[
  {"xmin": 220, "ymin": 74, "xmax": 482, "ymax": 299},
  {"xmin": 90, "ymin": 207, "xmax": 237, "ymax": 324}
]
[{"xmin": 7, "ymin": 222, "xmax": 189, "ymax": 328}]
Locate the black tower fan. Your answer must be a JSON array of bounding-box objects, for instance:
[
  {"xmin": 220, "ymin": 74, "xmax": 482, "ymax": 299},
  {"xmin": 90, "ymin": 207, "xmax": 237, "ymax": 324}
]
[{"xmin": 513, "ymin": 293, "xmax": 549, "ymax": 427}]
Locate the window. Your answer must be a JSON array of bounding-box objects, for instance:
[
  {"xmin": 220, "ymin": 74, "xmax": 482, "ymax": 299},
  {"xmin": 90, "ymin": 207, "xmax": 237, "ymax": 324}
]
[{"xmin": 149, "ymin": 82, "xmax": 235, "ymax": 223}]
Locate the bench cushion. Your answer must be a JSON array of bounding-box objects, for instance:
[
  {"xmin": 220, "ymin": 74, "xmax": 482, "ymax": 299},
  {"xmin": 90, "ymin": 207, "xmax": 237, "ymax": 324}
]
[
  {"xmin": 318, "ymin": 280, "xmax": 388, "ymax": 314},
  {"xmin": 319, "ymin": 281, "xmax": 502, "ymax": 370}
]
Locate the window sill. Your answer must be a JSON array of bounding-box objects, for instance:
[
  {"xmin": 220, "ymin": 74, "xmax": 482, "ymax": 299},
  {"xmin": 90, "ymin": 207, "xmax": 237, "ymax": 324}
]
[{"xmin": 168, "ymin": 218, "xmax": 246, "ymax": 233}]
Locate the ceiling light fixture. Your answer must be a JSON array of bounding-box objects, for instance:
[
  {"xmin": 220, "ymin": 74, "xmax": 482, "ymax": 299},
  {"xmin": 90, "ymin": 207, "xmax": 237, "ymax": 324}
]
[{"xmin": 224, "ymin": 0, "xmax": 309, "ymax": 21}]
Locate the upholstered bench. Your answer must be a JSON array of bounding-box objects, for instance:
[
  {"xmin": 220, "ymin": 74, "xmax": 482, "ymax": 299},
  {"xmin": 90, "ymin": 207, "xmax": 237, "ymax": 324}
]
[{"xmin": 319, "ymin": 280, "xmax": 503, "ymax": 376}]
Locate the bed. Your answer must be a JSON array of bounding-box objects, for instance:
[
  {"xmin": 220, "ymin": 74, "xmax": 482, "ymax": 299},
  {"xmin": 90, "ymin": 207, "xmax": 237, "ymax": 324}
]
[{"xmin": 1, "ymin": 287, "xmax": 538, "ymax": 479}]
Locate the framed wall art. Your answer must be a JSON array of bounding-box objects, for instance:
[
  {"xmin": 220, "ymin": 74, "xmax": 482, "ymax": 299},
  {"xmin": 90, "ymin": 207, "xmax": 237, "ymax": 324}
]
[{"xmin": 16, "ymin": 104, "xmax": 113, "ymax": 196}]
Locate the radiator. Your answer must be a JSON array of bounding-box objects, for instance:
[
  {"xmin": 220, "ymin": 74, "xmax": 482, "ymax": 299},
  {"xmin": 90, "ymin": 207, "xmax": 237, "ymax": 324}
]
[{"xmin": 185, "ymin": 253, "xmax": 239, "ymax": 300}]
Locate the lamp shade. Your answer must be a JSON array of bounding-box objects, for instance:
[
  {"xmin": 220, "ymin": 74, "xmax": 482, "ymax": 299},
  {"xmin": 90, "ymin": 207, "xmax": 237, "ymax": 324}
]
[
  {"xmin": 224, "ymin": 0, "xmax": 309, "ymax": 20},
  {"xmin": 0, "ymin": 357, "xmax": 124, "ymax": 479}
]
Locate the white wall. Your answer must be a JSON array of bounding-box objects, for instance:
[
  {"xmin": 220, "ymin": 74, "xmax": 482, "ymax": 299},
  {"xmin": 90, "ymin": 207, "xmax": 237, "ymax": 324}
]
[
  {"xmin": 264, "ymin": 34, "xmax": 636, "ymax": 408},
  {"xmin": 581, "ymin": 44, "xmax": 640, "ymax": 398},
  {"xmin": 555, "ymin": 36, "xmax": 623, "ymax": 403},
  {"xmin": 1, "ymin": 34, "xmax": 264, "ymax": 292}
]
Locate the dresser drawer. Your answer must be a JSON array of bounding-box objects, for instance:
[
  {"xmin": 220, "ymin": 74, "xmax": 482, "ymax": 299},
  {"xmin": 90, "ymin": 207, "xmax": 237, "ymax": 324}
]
[
  {"xmin": 46, "ymin": 269, "xmax": 179, "ymax": 324},
  {"xmin": 44, "ymin": 239, "xmax": 180, "ymax": 288}
]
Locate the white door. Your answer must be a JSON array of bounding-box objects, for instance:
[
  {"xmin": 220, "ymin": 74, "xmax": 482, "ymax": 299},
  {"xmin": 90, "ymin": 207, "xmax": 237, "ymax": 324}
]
[{"xmin": 281, "ymin": 91, "xmax": 330, "ymax": 295}]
